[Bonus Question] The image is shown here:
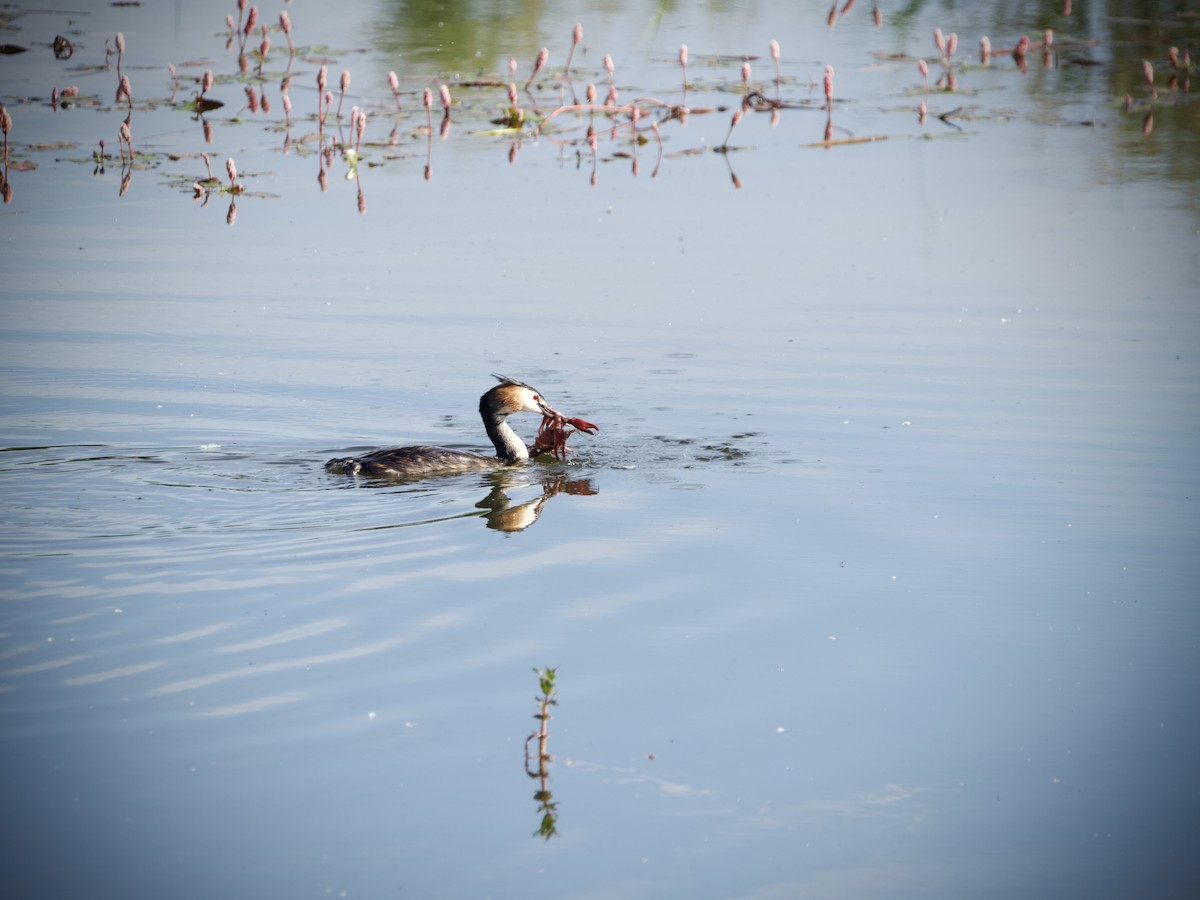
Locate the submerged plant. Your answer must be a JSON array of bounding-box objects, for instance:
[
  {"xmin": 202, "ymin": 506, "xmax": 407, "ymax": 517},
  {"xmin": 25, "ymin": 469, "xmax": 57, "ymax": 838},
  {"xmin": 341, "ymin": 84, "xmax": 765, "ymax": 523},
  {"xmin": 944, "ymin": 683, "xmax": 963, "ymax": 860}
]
[
  {"xmin": 525, "ymin": 666, "xmax": 559, "ymax": 840},
  {"xmin": 526, "ymin": 665, "xmax": 557, "ymax": 769}
]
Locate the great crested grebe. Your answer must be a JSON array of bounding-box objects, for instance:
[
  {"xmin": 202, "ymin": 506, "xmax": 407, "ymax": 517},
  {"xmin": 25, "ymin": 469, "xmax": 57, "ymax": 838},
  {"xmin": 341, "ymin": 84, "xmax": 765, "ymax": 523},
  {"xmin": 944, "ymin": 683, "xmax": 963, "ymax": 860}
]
[{"xmin": 325, "ymin": 375, "xmax": 590, "ymax": 478}]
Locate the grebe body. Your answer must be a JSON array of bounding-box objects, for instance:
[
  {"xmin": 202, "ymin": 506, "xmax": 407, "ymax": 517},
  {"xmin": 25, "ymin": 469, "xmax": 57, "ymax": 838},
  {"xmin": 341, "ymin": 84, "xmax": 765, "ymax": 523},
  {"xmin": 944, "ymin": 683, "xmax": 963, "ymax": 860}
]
[{"xmin": 325, "ymin": 376, "xmax": 554, "ymax": 479}]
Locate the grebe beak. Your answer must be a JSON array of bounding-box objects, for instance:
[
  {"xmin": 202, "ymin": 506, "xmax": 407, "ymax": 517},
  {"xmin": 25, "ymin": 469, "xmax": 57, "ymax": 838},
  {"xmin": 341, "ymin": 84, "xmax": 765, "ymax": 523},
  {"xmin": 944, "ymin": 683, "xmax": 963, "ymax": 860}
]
[{"xmin": 535, "ymin": 394, "xmax": 556, "ymax": 418}]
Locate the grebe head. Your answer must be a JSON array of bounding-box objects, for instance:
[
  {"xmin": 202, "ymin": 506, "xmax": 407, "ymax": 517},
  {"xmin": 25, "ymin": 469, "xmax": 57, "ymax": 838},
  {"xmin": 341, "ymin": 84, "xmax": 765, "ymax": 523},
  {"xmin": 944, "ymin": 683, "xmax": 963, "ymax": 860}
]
[{"xmin": 484, "ymin": 374, "xmax": 555, "ymax": 419}]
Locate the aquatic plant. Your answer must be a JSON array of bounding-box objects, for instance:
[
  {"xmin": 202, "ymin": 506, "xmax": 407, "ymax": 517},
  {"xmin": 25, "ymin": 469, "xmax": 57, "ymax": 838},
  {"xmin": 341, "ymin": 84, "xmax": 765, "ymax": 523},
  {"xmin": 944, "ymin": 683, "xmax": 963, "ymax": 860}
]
[
  {"xmin": 2, "ymin": 0, "xmax": 1181, "ymax": 212},
  {"xmin": 316, "ymin": 65, "xmax": 328, "ymax": 130},
  {"xmin": 525, "ymin": 666, "xmax": 559, "ymax": 840},
  {"xmin": 525, "ymin": 47, "xmax": 548, "ymax": 91},
  {"xmin": 721, "ymin": 108, "xmax": 742, "ymax": 150},
  {"xmin": 279, "ymin": 11, "xmax": 294, "ymax": 56},
  {"xmin": 118, "ymin": 117, "xmax": 132, "ymax": 162},
  {"xmin": 0, "ymin": 103, "xmax": 11, "ymax": 166},
  {"xmin": 564, "ymin": 23, "xmax": 583, "ymax": 81},
  {"xmin": 387, "ymin": 71, "xmax": 401, "ymax": 110},
  {"xmin": 526, "ymin": 665, "xmax": 557, "ymax": 770},
  {"xmin": 337, "ymin": 70, "xmax": 350, "ymax": 118}
]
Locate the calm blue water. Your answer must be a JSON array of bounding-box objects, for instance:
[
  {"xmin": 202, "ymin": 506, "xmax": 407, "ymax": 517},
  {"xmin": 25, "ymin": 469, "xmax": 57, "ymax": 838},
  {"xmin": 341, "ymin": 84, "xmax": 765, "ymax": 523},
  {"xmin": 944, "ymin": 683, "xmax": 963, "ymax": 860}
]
[{"xmin": 2, "ymin": 1, "xmax": 1198, "ymax": 898}]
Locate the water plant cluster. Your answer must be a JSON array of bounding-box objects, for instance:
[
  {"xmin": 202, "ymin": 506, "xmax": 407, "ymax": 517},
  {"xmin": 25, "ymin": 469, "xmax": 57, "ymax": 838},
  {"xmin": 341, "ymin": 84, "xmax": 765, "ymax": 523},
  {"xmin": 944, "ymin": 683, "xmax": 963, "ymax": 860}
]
[{"xmin": 0, "ymin": 0, "xmax": 1192, "ymax": 216}]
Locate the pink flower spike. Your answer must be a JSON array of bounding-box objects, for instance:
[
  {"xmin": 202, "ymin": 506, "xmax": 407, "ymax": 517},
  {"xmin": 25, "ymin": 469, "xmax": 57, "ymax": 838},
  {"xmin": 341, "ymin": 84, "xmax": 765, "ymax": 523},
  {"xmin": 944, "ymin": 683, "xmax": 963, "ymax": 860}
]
[
  {"xmin": 226, "ymin": 157, "xmax": 237, "ymax": 184},
  {"xmin": 317, "ymin": 66, "xmax": 327, "ymax": 92},
  {"xmin": 439, "ymin": 83, "xmax": 452, "ymax": 112},
  {"xmin": 946, "ymin": 33, "xmax": 958, "ymax": 59},
  {"xmin": 980, "ymin": 36, "xmax": 991, "ymax": 63},
  {"xmin": 525, "ymin": 47, "xmax": 548, "ymax": 89},
  {"xmin": 508, "ymin": 57, "xmax": 517, "ymax": 80},
  {"xmin": 934, "ymin": 28, "xmax": 945, "ymax": 56},
  {"xmin": 741, "ymin": 61, "xmax": 751, "ymax": 85},
  {"xmin": 1142, "ymin": 59, "xmax": 1154, "ymax": 91},
  {"xmin": 1044, "ymin": 29, "xmax": 1054, "ymax": 50},
  {"xmin": 770, "ymin": 39, "xmax": 780, "ymax": 62},
  {"xmin": 823, "ymin": 65, "xmax": 834, "ymax": 106},
  {"xmin": 604, "ymin": 53, "xmax": 615, "ymax": 82},
  {"xmin": 202, "ymin": 70, "xmax": 213, "ymax": 96},
  {"xmin": 340, "ymin": 71, "xmax": 351, "ymax": 93},
  {"xmin": 918, "ymin": 58, "xmax": 928, "ymax": 83},
  {"xmin": 423, "ymin": 87, "xmax": 432, "ymax": 110},
  {"xmin": 565, "ymin": 23, "xmax": 583, "ymax": 77},
  {"xmin": 389, "ymin": 71, "xmax": 402, "ymax": 110}
]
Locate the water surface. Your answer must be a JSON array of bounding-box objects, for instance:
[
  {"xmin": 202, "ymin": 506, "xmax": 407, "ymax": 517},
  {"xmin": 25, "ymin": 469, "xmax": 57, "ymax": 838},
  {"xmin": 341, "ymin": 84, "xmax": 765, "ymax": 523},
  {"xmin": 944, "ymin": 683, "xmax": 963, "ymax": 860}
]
[{"xmin": 2, "ymin": 1, "xmax": 1198, "ymax": 898}]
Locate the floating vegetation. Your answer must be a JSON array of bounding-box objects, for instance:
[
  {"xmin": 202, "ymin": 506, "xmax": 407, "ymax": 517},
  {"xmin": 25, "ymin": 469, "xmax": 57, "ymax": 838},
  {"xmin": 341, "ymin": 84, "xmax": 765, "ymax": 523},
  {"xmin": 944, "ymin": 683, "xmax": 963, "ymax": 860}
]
[{"xmin": 0, "ymin": 0, "xmax": 1192, "ymax": 217}]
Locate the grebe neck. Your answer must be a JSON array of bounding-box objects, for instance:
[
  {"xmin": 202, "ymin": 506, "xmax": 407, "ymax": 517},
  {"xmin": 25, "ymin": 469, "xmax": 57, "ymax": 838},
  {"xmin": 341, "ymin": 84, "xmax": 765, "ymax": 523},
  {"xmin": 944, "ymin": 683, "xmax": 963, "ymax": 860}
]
[{"xmin": 483, "ymin": 412, "xmax": 529, "ymax": 463}]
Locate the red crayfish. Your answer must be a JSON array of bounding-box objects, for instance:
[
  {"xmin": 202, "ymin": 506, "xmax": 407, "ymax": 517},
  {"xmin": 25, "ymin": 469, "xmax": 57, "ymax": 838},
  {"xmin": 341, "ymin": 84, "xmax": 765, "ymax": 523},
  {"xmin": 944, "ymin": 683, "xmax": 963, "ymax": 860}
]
[{"xmin": 531, "ymin": 410, "xmax": 599, "ymax": 460}]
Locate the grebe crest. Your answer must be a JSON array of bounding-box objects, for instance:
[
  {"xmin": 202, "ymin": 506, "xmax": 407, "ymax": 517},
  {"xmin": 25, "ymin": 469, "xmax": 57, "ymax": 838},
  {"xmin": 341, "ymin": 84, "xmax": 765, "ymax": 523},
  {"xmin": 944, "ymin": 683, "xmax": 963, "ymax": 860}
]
[{"xmin": 325, "ymin": 375, "xmax": 555, "ymax": 479}]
